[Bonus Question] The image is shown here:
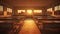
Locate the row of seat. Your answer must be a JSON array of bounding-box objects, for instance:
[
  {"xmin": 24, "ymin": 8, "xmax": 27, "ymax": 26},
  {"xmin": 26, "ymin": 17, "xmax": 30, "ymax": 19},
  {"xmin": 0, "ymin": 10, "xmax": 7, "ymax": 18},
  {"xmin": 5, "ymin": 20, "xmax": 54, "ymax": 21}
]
[
  {"xmin": 34, "ymin": 16, "xmax": 60, "ymax": 34},
  {"xmin": 0, "ymin": 17, "xmax": 23, "ymax": 34}
]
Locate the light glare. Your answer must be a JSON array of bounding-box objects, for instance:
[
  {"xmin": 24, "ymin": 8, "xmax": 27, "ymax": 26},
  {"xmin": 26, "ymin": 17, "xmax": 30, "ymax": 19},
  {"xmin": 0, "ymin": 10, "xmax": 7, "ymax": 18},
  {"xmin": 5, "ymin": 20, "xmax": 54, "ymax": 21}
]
[
  {"xmin": 34, "ymin": 10, "xmax": 42, "ymax": 13},
  {"xmin": 27, "ymin": 10, "xmax": 32, "ymax": 14},
  {"xmin": 19, "ymin": 19, "xmax": 41, "ymax": 34},
  {"xmin": 18, "ymin": 10, "xmax": 25, "ymax": 13}
]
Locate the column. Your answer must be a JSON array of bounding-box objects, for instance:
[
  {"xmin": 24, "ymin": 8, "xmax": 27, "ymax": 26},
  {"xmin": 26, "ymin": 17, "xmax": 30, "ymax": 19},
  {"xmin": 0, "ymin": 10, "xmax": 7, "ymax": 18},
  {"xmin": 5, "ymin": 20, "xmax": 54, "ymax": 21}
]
[
  {"xmin": 3, "ymin": 6, "xmax": 7, "ymax": 17},
  {"xmin": 12, "ymin": 8, "xmax": 18, "ymax": 16},
  {"xmin": 42, "ymin": 8, "xmax": 47, "ymax": 18},
  {"xmin": 52, "ymin": 7, "xmax": 55, "ymax": 16}
]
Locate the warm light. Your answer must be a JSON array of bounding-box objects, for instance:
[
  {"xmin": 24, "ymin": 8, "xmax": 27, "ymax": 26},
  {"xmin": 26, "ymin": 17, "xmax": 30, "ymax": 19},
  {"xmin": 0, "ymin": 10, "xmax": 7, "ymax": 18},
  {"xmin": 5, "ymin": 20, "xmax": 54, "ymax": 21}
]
[
  {"xmin": 59, "ymin": 5, "xmax": 60, "ymax": 10},
  {"xmin": 0, "ymin": 6, "xmax": 3, "ymax": 11},
  {"xmin": 24, "ymin": 19, "xmax": 35, "ymax": 25},
  {"xmin": 7, "ymin": 8, "xmax": 12, "ymax": 13},
  {"xmin": 18, "ymin": 10, "xmax": 25, "ymax": 13},
  {"xmin": 34, "ymin": 10, "xmax": 42, "ymax": 13},
  {"xmin": 4, "ymin": 11, "xmax": 7, "ymax": 17},
  {"xmin": 47, "ymin": 8, "xmax": 52, "ymax": 12},
  {"xmin": 27, "ymin": 10, "xmax": 33, "ymax": 15},
  {"xmin": 19, "ymin": 19, "xmax": 41, "ymax": 34}
]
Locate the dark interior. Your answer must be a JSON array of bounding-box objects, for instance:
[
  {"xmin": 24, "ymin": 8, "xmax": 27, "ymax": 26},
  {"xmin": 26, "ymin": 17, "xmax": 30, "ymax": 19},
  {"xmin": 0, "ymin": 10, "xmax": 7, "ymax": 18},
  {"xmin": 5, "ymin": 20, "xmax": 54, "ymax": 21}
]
[{"xmin": 0, "ymin": 0, "xmax": 60, "ymax": 34}]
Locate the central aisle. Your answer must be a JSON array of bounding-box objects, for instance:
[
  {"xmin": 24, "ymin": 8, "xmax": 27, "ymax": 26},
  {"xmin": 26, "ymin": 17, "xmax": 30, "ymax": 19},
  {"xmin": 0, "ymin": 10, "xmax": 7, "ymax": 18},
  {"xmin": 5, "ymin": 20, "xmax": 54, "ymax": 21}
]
[{"xmin": 19, "ymin": 19, "xmax": 41, "ymax": 34}]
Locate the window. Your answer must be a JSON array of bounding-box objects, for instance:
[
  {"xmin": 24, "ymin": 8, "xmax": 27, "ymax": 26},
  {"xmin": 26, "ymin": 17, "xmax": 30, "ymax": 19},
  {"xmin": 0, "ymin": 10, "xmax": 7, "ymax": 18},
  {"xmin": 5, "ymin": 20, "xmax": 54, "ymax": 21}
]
[
  {"xmin": 18, "ymin": 10, "xmax": 25, "ymax": 13},
  {"xmin": 0, "ymin": 5, "xmax": 3, "ymax": 15},
  {"xmin": 47, "ymin": 8, "xmax": 53, "ymax": 16},
  {"xmin": 54, "ymin": 5, "xmax": 60, "ymax": 11},
  {"xmin": 54, "ymin": 6, "xmax": 59, "ymax": 11},
  {"xmin": 7, "ymin": 8, "xmax": 12, "ymax": 16},
  {"xmin": 27, "ymin": 10, "xmax": 32, "ymax": 14},
  {"xmin": 7, "ymin": 8, "xmax": 12, "ymax": 13},
  {"xmin": 34, "ymin": 10, "xmax": 42, "ymax": 13},
  {"xmin": 59, "ymin": 5, "xmax": 60, "ymax": 10},
  {"xmin": 54, "ymin": 5, "xmax": 60, "ymax": 16},
  {"xmin": 47, "ymin": 8, "xmax": 52, "ymax": 12},
  {"xmin": 0, "ymin": 5, "xmax": 3, "ymax": 11}
]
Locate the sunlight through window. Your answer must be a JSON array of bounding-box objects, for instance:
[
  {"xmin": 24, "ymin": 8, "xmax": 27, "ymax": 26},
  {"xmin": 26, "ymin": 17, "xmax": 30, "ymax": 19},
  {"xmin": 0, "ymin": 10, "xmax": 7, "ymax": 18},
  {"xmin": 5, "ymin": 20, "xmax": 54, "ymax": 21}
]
[
  {"xmin": 0, "ymin": 6, "xmax": 3, "ymax": 11},
  {"xmin": 7, "ymin": 8, "xmax": 12, "ymax": 13},
  {"xmin": 18, "ymin": 10, "xmax": 25, "ymax": 13},
  {"xmin": 47, "ymin": 8, "xmax": 52, "ymax": 12},
  {"xmin": 34, "ymin": 10, "xmax": 42, "ymax": 13},
  {"xmin": 27, "ymin": 10, "xmax": 32, "ymax": 14}
]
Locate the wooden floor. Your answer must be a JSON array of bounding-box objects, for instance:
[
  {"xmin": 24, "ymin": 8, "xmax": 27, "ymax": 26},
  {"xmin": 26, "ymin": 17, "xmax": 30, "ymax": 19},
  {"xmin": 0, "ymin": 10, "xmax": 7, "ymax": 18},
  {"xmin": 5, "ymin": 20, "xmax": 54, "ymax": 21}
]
[{"xmin": 18, "ymin": 19, "xmax": 41, "ymax": 34}]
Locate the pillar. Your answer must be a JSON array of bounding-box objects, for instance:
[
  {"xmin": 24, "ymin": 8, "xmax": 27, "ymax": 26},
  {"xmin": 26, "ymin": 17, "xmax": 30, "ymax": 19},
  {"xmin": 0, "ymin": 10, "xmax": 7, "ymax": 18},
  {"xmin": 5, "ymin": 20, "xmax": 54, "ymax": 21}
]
[
  {"xmin": 52, "ymin": 7, "xmax": 55, "ymax": 16},
  {"xmin": 12, "ymin": 8, "xmax": 18, "ymax": 16},
  {"xmin": 42, "ymin": 8, "xmax": 47, "ymax": 18},
  {"xmin": 3, "ymin": 6, "xmax": 7, "ymax": 17}
]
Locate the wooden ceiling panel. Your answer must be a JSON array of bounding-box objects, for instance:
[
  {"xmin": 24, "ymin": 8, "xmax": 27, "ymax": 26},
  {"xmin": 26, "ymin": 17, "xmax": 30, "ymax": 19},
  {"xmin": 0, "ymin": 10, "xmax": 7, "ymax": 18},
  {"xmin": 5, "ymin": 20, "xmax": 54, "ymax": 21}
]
[{"xmin": 2, "ymin": 0, "xmax": 60, "ymax": 8}]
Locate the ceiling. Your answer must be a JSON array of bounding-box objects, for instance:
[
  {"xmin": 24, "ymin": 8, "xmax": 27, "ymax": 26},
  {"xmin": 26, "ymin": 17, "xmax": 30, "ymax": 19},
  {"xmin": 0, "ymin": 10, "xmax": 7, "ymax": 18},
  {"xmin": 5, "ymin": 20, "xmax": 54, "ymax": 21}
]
[{"xmin": 2, "ymin": 0, "xmax": 60, "ymax": 8}]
